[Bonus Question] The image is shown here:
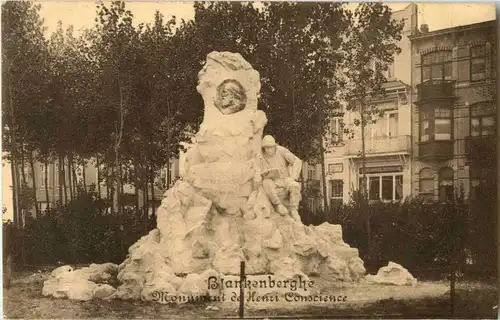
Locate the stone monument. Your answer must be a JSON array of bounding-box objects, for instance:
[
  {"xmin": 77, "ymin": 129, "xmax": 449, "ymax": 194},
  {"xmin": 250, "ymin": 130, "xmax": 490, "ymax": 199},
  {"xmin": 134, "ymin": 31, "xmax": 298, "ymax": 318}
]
[{"xmin": 42, "ymin": 51, "xmax": 416, "ymax": 303}]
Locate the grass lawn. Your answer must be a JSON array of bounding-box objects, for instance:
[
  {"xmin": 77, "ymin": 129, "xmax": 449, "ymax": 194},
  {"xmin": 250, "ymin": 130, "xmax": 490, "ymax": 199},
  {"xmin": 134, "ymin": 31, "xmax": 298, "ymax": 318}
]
[{"xmin": 3, "ymin": 270, "xmax": 497, "ymax": 319}]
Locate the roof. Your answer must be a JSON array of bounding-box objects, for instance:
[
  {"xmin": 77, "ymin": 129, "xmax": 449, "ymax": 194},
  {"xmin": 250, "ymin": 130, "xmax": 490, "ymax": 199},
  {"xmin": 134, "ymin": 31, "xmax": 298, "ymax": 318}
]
[
  {"xmin": 382, "ymin": 80, "xmax": 409, "ymax": 91},
  {"xmin": 409, "ymin": 19, "xmax": 496, "ymax": 41}
]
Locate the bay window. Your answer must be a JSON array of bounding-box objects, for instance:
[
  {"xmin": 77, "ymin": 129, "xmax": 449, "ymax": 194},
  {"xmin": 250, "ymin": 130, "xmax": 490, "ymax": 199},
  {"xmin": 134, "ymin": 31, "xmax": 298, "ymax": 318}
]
[
  {"xmin": 419, "ymin": 107, "xmax": 453, "ymax": 142},
  {"xmin": 421, "ymin": 50, "xmax": 452, "ymax": 83},
  {"xmin": 420, "ymin": 110, "xmax": 431, "ymax": 142}
]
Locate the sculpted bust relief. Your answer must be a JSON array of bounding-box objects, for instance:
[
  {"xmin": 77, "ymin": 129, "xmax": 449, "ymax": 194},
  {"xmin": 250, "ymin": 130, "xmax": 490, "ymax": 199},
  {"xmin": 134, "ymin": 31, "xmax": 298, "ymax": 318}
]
[{"xmin": 214, "ymin": 79, "xmax": 247, "ymax": 115}]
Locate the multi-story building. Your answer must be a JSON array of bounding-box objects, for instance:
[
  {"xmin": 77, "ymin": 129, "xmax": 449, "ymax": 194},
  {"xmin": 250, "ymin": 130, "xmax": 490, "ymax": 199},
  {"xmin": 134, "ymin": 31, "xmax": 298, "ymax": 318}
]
[
  {"xmin": 409, "ymin": 20, "xmax": 497, "ymax": 201},
  {"xmin": 318, "ymin": 4, "xmax": 418, "ymax": 208},
  {"xmin": 23, "ymin": 157, "xmax": 179, "ymax": 215}
]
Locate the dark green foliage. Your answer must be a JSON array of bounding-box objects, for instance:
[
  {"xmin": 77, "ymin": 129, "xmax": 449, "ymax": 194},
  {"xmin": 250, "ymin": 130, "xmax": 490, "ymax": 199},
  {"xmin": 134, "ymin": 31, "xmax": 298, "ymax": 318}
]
[
  {"xmin": 300, "ymin": 195, "xmax": 496, "ymax": 279},
  {"xmin": 3, "ymin": 192, "xmax": 157, "ymax": 268}
]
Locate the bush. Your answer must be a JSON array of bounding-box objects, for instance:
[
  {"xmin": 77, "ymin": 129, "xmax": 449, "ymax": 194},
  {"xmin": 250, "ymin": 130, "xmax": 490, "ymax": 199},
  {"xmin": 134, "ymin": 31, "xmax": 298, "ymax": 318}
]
[
  {"xmin": 300, "ymin": 194, "xmax": 496, "ymax": 278},
  {"xmin": 3, "ymin": 191, "xmax": 157, "ymax": 269}
]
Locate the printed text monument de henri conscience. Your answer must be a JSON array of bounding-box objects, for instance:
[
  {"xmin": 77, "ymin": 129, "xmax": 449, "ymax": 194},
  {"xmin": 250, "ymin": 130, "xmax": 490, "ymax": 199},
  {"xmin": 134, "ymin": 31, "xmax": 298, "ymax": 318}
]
[{"xmin": 152, "ymin": 276, "xmax": 348, "ymax": 303}]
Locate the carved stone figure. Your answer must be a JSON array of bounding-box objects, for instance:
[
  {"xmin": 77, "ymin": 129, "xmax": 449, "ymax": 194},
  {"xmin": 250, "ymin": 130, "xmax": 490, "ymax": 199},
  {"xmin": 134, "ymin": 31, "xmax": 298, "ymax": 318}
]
[
  {"xmin": 257, "ymin": 135, "xmax": 302, "ymax": 221},
  {"xmin": 214, "ymin": 79, "xmax": 247, "ymax": 115},
  {"xmin": 42, "ymin": 51, "xmax": 418, "ymax": 304}
]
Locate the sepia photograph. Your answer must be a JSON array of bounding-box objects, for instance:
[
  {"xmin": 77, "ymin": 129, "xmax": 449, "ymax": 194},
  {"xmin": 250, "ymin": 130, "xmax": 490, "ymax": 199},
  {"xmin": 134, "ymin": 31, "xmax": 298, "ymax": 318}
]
[{"xmin": 1, "ymin": 1, "xmax": 497, "ymax": 319}]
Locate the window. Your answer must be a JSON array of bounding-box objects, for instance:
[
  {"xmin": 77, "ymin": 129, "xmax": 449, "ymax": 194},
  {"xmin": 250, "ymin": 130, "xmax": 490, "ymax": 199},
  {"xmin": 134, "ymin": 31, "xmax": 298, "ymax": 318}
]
[
  {"xmin": 438, "ymin": 167, "xmax": 454, "ymax": 202},
  {"xmin": 330, "ymin": 180, "xmax": 343, "ymax": 198},
  {"xmin": 388, "ymin": 61, "xmax": 395, "ymax": 79},
  {"xmin": 308, "ymin": 165, "xmax": 316, "ymax": 180},
  {"xmin": 470, "ymin": 165, "xmax": 495, "ymax": 200},
  {"xmin": 40, "ymin": 164, "xmax": 46, "ymax": 188},
  {"xmin": 330, "ymin": 118, "xmax": 343, "ymax": 144},
  {"xmin": 470, "ymin": 166, "xmax": 481, "ymax": 200},
  {"xmin": 421, "ymin": 50, "xmax": 452, "ymax": 83},
  {"xmin": 360, "ymin": 174, "xmax": 403, "ymax": 201},
  {"xmin": 368, "ymin": 176, "xmax": 380, "ymax": 200},
  {"xmin": 383, "ymin": 61, "xmax": 395, "ymax": 79},
  {"xmin": 307, "ymin": 198, "xmax": 320, "ymax": 213},
  {"xmin": 420, "ymin": 110, "xmax": 431, "ymax": 142},
  {"xmin": 434, "ymin": 108, "xmax": 452, "ymax": 140},
  {"xmin": 420, "ymin": 107, "xmax": 453, "ymax": 142},
  {"xmin": 368, "ymin": 110, "xmax": 398, "ymax": 138},
  {"xmin": 388, "ymin": 113, "xmax": 398, "ymax": 137},
  {"xmin": 470, "ymin": 45, "xmax": 488, "ymax": 81},
  {"xmin": 471, "ymin": 102, "xmax": 496, "ymax": 137},
  {"xmin": 419, "ymin": 168, "xmax": 434, "ymax": 200}
]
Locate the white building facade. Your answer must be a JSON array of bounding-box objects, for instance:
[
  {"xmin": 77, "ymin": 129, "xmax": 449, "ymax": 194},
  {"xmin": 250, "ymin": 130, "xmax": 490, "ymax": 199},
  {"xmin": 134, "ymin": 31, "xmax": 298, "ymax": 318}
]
[{"xmin": 321, "ymin": 4, "xmax": 418, "ymax": 207}]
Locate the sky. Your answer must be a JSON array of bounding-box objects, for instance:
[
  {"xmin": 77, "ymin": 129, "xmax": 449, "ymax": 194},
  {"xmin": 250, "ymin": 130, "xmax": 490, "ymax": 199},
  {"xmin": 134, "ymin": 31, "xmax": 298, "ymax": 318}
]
[
  {"xmin": 1, "ymin": 2, "xmax": 496, "ymax": 220},
  {"xmin": 36, "ymin": 2, "xmax": 496, "ymax": 38}
]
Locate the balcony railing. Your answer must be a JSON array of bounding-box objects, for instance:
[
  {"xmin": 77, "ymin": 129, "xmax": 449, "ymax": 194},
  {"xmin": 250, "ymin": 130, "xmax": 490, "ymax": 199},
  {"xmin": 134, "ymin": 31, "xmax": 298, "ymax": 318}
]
[
  {"xmin": 346, "ymin": 135, "xmax": 411, "ymax": 157},
  {"xmin": 415, "ymin": 80, "xmax": 456, "ymax": 103}
]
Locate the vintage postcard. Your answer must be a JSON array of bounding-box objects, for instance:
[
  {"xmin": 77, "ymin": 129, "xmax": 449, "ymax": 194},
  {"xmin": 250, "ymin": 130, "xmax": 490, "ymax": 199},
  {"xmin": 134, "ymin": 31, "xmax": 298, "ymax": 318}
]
[{"xmin": 1, "ymin": 1, "xmax": 497, "ymax": 319}]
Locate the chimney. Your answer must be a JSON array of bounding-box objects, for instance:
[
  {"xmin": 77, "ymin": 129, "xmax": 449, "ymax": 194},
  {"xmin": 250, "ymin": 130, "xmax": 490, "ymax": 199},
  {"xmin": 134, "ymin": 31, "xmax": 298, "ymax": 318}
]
[{"xmin": 420, "ymin": 24, "xmax": 429, "ymax": 33}]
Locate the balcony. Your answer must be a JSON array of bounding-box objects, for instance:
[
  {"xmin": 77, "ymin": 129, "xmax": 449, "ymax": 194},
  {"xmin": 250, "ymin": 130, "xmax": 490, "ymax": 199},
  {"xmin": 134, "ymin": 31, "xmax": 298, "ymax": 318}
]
[
  {"xmin": 418, "ymin": 140, "xmax": 454, "ymax": 161},
  {"xmin": 415, "ymin": 80, "xmax": 456, "ymax": 105},
  {"xmin": 346, "ymin": 135, "xmax": 411, "ymax": 158},
  {"xmin": 465, "ymin": 136, "xmax": 497, "ymax": 164}
]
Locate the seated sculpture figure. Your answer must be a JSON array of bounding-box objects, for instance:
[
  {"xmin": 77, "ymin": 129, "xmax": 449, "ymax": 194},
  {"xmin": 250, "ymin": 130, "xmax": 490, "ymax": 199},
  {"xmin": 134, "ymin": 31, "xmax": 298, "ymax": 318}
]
[{"xmin": 256, "ymin": 135, "xmax": 302, "ymax": 221}]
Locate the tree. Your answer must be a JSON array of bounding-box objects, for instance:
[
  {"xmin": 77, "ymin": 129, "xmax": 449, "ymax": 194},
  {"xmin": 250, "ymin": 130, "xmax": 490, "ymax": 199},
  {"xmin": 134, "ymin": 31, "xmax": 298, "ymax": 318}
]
[
  {"xmin": 339, "ymin": 3, "xmax": 404, "ymax": 246},
  {"xmin": 90, "ymin": 1, "xmax": 139, "ymax": 253},
  {"xmin": 2, "ymin": 1, "xmax": 49, "ymax": 223}
]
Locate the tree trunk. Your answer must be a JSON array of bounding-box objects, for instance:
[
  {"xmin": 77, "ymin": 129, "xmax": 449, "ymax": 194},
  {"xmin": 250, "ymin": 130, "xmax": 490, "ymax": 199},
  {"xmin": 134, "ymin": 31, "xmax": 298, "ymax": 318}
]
[
  {"xmin": 7, "ymin": 78, "xmax": 21, "ymax": 227},
  {"xmin": 319, "ymin": 135, "xmax": 329, "ymax": 212},
  {"xmin": 72, "ymin": 160, "xmax": 78, "ymax": 196},
  {"xmin": 143, "ymin": 164, "xmax": 149, "ymax": 217},
  {"xmin": 360, "ymin": 101, "xmax": 370, "ymax": 248},
  {"xmin": 82, "ymin": 159, "xmax": 87, "ymax": 192},
  {"xmin": 119, "ymin": 164, "xmax": 125, "ymax": 212},
  {"xmin": 20, "ymin": 145, "xmax": 26, "ymax": 186},
  {"xmin": 115, "ymin": 162, "xmax": 124, "ymax": 257},
  {"xmin": 58, "ymin": 156, "xmax": 63, "ymax": 204},
  {"xmin": 134, "ymin": 160, "xmax": 141, "ymax": 216},
  {"xmin": 150, "ymin": 167, "xmax": 156, "ymax": 216},
  {"xmin": 67, "ymin": 157, "xmax": 74, "ymax": 201},
  {"xmin": 11, "ymin": 158, "xmax": 20, "ymax": 227},
  {"xmin": 28, "ymin": 150, "xmax": 40, "ymax": 218},
  {"xmin": 143, "ymin": 175, "xmax": 149, "ymax": 235},
  {"xmin": 62, "ymin": 157, "xmax": 68, "ymax": 204},
  {"xmin": 96, "ymin": 156, "xmax": 101, "ymax": 200},
  {"xmin": 166, "ymin": 159, "xmax": 171, "ymax": 190},
  {"xmin": 106, "ymin": 180, "xmax": 110, "ymax": 203},
  {"xmin": 44, "ymin": 162, "xmax": 50, "ymax": 209},
  {"xmin": 110, "ymin": 166, "xmax": 116, "ymax": 215}
]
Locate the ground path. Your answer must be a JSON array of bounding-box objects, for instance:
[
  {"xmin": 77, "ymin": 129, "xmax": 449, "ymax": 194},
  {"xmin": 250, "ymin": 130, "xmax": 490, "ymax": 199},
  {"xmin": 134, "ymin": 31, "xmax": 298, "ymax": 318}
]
[{"xmin": 4, "ymin": 270, "xmax": 497, "ymax": 319}]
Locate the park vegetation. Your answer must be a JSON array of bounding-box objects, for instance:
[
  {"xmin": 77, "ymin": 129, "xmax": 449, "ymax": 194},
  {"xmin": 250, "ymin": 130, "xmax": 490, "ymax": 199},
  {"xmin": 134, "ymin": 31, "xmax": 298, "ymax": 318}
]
[{"xmin": 6, "ymin": 2, "xmax": 494, "ymax": 277}]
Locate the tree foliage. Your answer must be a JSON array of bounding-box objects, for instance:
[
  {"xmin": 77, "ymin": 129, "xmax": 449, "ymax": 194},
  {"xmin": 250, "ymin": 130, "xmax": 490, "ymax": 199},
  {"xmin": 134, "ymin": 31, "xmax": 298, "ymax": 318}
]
[{"xmin": 2, "ymin": 1, "xmax": 404, "ymax": 222}]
